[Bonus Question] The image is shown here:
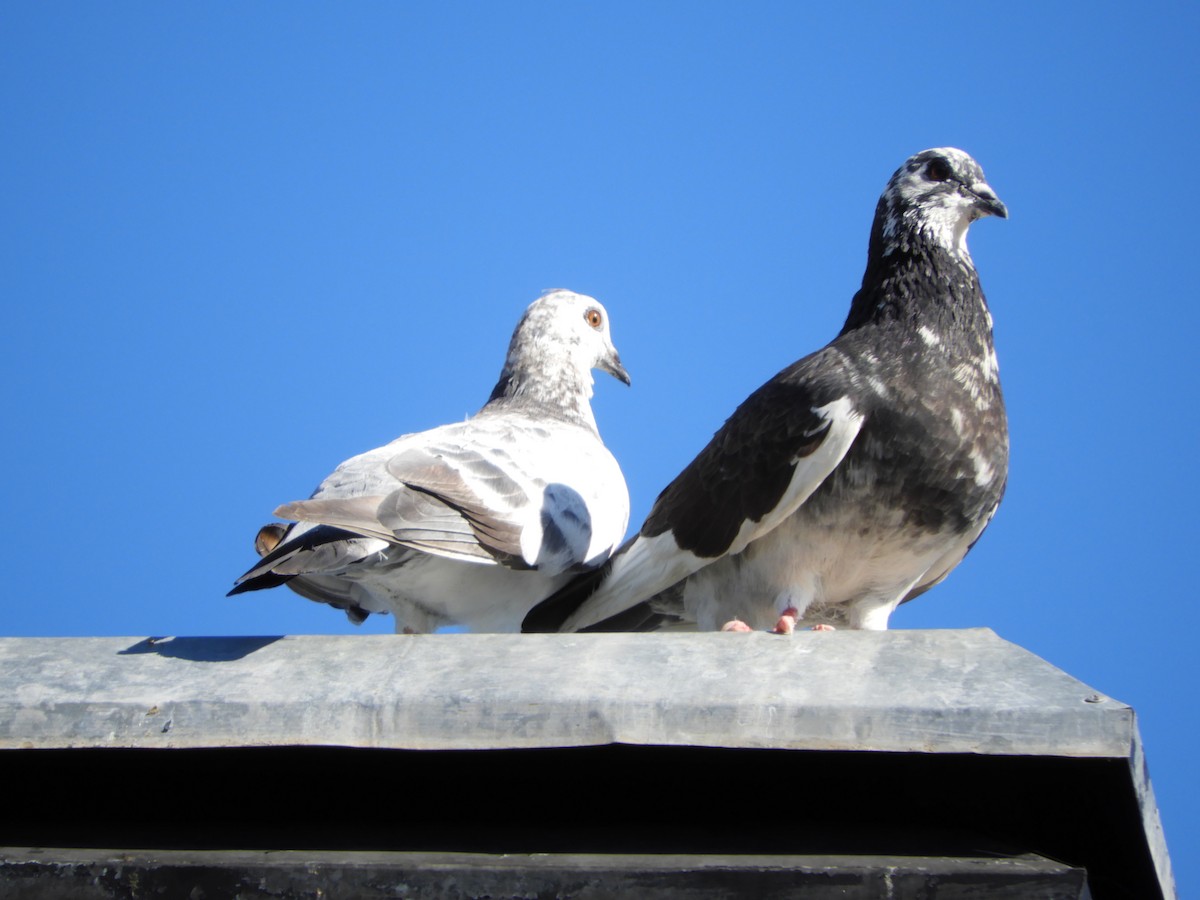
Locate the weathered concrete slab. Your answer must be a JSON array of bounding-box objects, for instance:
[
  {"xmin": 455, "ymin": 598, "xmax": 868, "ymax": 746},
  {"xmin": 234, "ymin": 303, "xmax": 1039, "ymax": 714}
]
[
  {"xmin": 0, "ymin": 629, "xmax": 1131, "ymax": 756},
  {"xmin": 0, "ymin": 629, "xmax": 1175, "ymax": 899},
  {"xmin": 0, "ymin": 848, "xmax": 1091, "ymax": 900}
]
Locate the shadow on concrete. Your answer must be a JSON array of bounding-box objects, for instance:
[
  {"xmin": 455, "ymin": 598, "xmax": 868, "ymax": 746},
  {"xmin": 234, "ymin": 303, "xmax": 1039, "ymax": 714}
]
[{"xmin": 118, "ymin": 636, "xmax": 282, "ymax": 662}]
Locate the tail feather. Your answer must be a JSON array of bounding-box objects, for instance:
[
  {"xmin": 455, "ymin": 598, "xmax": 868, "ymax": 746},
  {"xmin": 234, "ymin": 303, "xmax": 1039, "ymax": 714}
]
[
  {"xmin": 521, "ymin": 558, "xmax": 613, "ymax": 632},
  {"xmin": 228, "ymin": 523, "xmax": 380, "ymax": 594},
  {"xmin": 577, "ymin": 601, "xmax": 677, "ymax": 633},
  {"xmin": 522, "ymin": 529, "xmax": 701, "ymax": 632},
  {"xmin": 226, "ymin": 571, "xmax": 293, "ymax": 596}
]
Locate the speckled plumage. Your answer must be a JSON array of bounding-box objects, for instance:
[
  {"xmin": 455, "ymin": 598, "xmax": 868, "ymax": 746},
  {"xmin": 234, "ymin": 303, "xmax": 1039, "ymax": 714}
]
[
  {"xmin": 230, "ymin": 289, "xmax": 631, "ymax": 633},
  {"xmin": 523, "ymin": 149, "xmax": 1008, "ymax": 634}
]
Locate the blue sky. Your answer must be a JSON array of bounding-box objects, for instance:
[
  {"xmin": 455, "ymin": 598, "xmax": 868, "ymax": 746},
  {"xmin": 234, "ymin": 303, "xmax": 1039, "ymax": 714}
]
[{"xmin": 3, "ymin": 2, "xmax": 1196, "ymax": 891}]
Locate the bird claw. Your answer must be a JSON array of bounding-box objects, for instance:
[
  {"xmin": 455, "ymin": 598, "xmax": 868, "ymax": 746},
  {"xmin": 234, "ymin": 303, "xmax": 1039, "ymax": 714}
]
[
  {"xmin": 770, "ymin": 606, "xmax": 800, "ymax": 635},
  {"xmin": 721, "ymin": 609, "xmax": 834, "ymax": 635}
]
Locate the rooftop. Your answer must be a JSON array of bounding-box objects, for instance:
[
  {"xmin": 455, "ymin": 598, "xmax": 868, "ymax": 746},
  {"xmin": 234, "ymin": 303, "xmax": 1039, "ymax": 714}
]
[{"xmin": 0, "ymin": 629, "xmax": 1175, "ymax": 899}]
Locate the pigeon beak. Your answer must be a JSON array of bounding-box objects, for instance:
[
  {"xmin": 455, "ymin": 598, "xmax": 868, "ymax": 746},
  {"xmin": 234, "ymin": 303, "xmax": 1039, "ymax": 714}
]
[
  {"xmin": 969, "ymin": 183, "xmax": 1008, "ymax": 220},
  {"xmin": 601, "ymin": 352, "xmax": 631, "ymax": 386}
]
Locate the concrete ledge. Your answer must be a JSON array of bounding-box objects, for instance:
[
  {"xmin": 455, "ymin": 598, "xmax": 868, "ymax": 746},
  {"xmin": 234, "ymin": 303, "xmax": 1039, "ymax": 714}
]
[
  {"xmin": 0, "ymin": 629, "xmax": 1132, "ymax": 755},
  {"xmin": 0, "ymin": 629, "xmax": 1175, "ymax": 899}
]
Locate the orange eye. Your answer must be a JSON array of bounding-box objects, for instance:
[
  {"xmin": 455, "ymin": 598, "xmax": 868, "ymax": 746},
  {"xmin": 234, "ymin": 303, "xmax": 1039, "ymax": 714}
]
[
  {"xmin": 585, "ymin": 308, "xmax": 603, "ymax": 329},
  {"xmin": 926, "ymin": 157, "xmax": 953, "ymax": 182}
]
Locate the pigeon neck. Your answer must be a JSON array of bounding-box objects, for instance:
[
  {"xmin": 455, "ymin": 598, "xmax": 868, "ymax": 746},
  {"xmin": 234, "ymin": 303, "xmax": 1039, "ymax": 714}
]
[
  {"xmin": 483, "ymin": 364, "xmax": 599, "ymax": 434},
  {"xmin": 840, "ymin": 207, "xmax": 993, "ymax": 342}
]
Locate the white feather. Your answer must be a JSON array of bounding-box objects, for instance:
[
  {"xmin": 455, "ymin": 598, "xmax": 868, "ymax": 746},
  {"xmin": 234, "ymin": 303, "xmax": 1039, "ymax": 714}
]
[{"xmin": 232, "ymin": 289, "xmax": 630, "ymax": 633}]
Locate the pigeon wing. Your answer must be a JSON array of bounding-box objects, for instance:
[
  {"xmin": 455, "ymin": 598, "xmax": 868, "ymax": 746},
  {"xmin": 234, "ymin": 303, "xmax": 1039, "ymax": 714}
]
[
  {"xmin": 526, "ymin": 355, "xmax": 864, "ymax": 632},
  {"xmin": 380, "ymin": 444, "xmax": 535, "ymax": 567},
  {"xmin": 644, "ymin": 370, "xmax": 862, "ymax": 557}
]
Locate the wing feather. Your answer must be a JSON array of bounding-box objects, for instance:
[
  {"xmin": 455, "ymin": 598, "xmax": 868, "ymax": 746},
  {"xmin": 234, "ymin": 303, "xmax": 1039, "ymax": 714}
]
[{"xmin": 526, "ymin": 350, "xmax": 866, "ymax": 632}]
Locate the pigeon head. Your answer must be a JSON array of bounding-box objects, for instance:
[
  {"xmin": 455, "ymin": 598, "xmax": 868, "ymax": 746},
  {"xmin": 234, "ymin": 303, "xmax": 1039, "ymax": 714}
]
[
  {"xmin": 487, "ymin": 289, "xmax": 629, "ymax": 427},
  {"xmin": 516, "ymin": 289, "xmax": 629, "ymax": 386},
  {"xmin": 879, "ymin": 148, "xmax": 1007, "ymax": 257}
]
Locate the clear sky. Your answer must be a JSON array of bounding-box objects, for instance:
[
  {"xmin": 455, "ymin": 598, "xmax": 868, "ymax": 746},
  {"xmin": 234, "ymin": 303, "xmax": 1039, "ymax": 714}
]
[{"xmin": 3, "ymin": 3, "xmax": 1196, "ymax": 891}]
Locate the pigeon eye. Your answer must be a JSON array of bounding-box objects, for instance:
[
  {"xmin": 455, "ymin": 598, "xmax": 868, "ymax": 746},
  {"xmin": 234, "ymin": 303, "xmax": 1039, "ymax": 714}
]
[
  {"xmin": 584, "ymin": 308, "xmax": 604, "ymax": 330},
  {"xmin": 925, "ymin": 158, "xmax": 953, "ymax": 182}
]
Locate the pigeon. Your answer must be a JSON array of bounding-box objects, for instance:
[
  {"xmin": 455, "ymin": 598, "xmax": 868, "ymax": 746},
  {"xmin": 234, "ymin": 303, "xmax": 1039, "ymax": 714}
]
[
  {"xmin": 229, "ymin": 288, "xmax": 631, "ymax": 633},
  {"xmin": 523, "ymin": 148, "xmax": 1008, "ymax": 634}
]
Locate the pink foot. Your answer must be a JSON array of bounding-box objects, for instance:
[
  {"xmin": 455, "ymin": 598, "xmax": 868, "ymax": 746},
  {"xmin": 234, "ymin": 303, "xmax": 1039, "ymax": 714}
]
[
  {"xmin": 769, "ymin": 606, "xmax": 800, "ymax": 635},
  {"xmin": 810, "ymin": 624, "xmax": 836, "ymax": 632},
  {"xmin": 720, "ymin": 618, "xmax": 753, "ymax": 632}
]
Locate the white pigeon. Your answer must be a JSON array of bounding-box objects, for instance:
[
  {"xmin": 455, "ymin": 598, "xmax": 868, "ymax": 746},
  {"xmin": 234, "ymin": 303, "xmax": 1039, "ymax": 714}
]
[
  {"xmin": 523, "ymin": 148, "xmax": 1008, "ymax": 635},
  {"xmin": 229, "ymin": 289, "xmax": 631, "ymax": 633}
]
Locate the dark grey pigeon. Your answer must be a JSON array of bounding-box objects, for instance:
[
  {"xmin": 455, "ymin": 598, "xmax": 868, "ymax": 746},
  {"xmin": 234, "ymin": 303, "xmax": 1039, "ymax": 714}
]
[
  {"xmin": 523, "ymin": 148, "xmax": 1008, "ymax": 634},
  {"xmin": 230, "ymin": 289, "xmax": 631, "ymax": 634}
]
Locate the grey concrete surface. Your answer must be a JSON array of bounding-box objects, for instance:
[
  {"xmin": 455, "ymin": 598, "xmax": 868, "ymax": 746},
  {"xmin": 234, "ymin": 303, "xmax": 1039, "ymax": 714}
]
[
  {"xmin": 0, "ymin": 629, "xmax": 1174, "ymax": 899},
  {"xmin": 0, "ymin": 629, "xmax": 1130, "ymax": 755}
]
